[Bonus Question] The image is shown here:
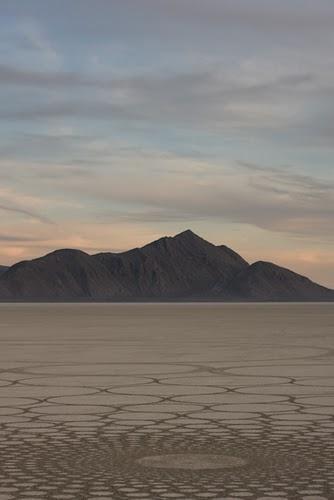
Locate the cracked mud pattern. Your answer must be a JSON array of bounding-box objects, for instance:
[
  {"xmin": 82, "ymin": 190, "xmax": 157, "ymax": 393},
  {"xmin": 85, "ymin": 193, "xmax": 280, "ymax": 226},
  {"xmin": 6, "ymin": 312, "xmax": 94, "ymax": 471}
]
[{"xmin": 0, "ymin": 303, "xmax": 333, "ymax": 499}]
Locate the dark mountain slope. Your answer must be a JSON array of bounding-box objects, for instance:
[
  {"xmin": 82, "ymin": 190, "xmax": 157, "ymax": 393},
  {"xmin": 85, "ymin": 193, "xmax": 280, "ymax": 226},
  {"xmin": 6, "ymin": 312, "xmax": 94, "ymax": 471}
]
[
  {"xmin": 94, "ymin": 230, "xmax": 248, "ymax": 298},
  {"xmin": 0, "ymin": 249, "xmax": 128, "ymax": 300},
  {"xmin": 0, "ymin": 230, "xmax": 248, "ymax": 300},
  {"xmin": 0, "ymin": 266, "xmax": 8, "ymax": 276},
  {"xmin": 228, "ymin": 261, "xmax": 334, "ymax": 301}
]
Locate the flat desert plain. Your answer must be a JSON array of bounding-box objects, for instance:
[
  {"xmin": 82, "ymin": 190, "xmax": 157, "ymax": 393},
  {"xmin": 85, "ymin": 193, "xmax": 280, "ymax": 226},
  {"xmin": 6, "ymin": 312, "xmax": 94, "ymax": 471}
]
[{"xmin": 0, "ymin": 303, "xmax": 333, "ymax": 499}]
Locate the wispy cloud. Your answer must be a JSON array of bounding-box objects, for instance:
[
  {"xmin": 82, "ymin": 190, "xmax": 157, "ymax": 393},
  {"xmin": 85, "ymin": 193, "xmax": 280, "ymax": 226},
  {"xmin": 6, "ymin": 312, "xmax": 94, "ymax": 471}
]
[
  {"xmin": 4, "ymin": 153, "xmax": 331, "ymax": 239},
  {"xmin": 0, "ymin": 203, "xmax": 54, "ymax": 225},
  {"xmin": 0, "ymin": 233, "xmax": 43, "ymax": 242},
  {"xmin": 0, "ymin": 64, "xmax": 100, "ymax": 88},
  {"xmin": 0, "ymin": 65, "xmax": 320, "ymax": 139}
]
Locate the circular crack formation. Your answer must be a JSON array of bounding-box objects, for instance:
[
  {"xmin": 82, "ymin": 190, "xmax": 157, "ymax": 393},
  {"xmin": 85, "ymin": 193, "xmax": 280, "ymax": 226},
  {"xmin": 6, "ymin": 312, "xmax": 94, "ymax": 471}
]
[{"xmin": 137, "ymin": 453, "xmax": 247, "ymax": 470}]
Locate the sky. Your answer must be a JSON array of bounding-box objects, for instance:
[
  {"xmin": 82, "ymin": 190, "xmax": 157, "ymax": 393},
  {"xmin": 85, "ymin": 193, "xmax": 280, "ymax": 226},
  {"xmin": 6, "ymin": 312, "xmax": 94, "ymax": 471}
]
[{"xmin": 0, "ymin": 0, "xmax": 334, "ymax": 287}]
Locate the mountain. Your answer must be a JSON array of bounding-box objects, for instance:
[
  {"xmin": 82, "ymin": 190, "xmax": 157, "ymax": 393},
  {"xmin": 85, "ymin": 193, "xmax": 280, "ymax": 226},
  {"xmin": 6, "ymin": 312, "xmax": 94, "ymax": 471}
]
[
  {"xmin": 227, "ymin": 261, "xmax": 333, "ymax": 301},
  {"xmin": 0, "ymin": 230, "xmax": 332, "ymax": 301},
  {"xmin": 0, "ymin": 230, "xmax": 248, "ymax": 300},
  {"xmin": 94, "ymin": 230, "xmax": 248, "ymax": 299},
  {"xmin": 0, "ymin": 249, "xmax": 131, "ymax": 300}
]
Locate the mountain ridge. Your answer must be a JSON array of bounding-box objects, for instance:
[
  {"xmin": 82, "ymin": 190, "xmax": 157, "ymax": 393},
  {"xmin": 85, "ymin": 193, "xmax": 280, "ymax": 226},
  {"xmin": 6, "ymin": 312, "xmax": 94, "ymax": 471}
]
[{"xmin": 0, "ymin": 230, "xmax": 332, "ymax": 301}]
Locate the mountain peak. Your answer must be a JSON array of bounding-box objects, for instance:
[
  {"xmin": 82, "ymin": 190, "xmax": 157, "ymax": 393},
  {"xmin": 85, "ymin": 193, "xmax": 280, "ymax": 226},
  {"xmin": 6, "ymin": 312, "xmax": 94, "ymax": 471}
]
[
  {"xmin": 45, "ymin": 248, "xmax": 89, "ymax": 259},
  {"xmin": 142, "ymin": 229, "xmax": 207, "ymax": 251},
  {"xmin": 175, "ymin": 229, "xmax": 197, "ymax": 237},
  {"xmin": 173, "ymin": 229, "xmax": 205, "ymax": 242}
]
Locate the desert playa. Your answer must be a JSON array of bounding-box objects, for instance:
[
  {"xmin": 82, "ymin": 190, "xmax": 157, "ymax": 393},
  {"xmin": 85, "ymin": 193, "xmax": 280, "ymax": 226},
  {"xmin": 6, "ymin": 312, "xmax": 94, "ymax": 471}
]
[{"xmin": 0, "ymin": 303, "xmax": 333, "ymax": 499}]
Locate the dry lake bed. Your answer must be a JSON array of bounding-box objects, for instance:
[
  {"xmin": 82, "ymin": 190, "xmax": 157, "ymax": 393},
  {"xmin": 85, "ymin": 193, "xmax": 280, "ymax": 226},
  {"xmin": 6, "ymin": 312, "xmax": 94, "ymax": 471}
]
[{"xmin": 0, "ymin": 303, "xmax": 333, "ymax": 499}]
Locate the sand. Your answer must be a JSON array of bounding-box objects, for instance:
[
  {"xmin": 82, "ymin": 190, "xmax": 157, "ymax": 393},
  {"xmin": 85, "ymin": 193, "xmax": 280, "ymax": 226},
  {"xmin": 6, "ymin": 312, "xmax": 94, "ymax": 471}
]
[{"xmin": 0, "ymin": 302, "xmax": 333, "ymax": 499}]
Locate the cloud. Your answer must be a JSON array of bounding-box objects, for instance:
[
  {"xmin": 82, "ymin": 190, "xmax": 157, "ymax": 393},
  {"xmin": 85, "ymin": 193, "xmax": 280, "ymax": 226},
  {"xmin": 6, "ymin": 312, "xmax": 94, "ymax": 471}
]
[
  {"xmin": 2, "ymin": 144, "xmax": 333, "ymax": 239},
  {"xmin": 0, "ymin": 233, "xmax": 42, "ymax": 242},
  {"xmin": 0, "ymin": 203, "xmax": 53, "ymax": 225},
  {"xmin": 0, "ymin": 65, "xmax": 317, "ymax": 137},
  {"xmin": 0, "ymin": 64, "xmax": 99, "ymax": 88},
  {"xmin": 18, "ymin": 18, "xmax": 61, "ymax": 70},
  {"xmin": 4, "ymin": 1, "xmax": 334, "ymax": 44},
  {"xmin": 0, "ymin": 186, "xmax": 55, "ymax": 225},
  {"xmin": 9, "ymin": 150, "xmax": 328, "ymax": 239},
  {"xmin": 1, "ymin": 142, "xmax": 333, "ymax": 241},
  {"xmin": 1, "ymin": 2, "xmax": 333, "ymax": 148}
]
